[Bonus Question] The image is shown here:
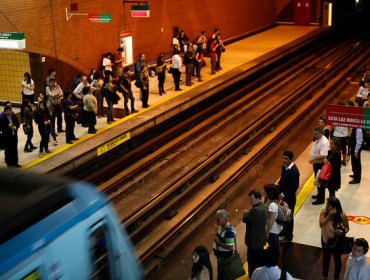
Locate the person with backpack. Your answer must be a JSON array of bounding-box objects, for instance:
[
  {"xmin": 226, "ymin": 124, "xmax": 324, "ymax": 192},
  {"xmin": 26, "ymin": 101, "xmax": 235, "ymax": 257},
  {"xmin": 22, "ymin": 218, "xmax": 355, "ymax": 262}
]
[{"xmin": 264, "ymin": 184, "xmax": 283, "ymax": 259}]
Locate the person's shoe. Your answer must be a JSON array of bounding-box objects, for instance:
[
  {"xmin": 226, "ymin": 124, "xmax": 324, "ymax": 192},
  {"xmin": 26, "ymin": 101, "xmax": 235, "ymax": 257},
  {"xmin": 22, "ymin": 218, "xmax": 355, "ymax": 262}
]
[
  {"xmin": 162, "ymin": 91, "xmax": 166, "ymax": 94},
  {"xmin": 88, "ymin": 130, "xmax": 96, "ymax": 134},
  {"xmin": 107, "ymin": 121, "xmax": 112, "ymax": 124},
  {"xmin": 30, "ymin": 146, "xmax": 37, "ymax": 150},
  {"xmin": 82, "ymin": 124, "xmax": 89, "ymax": 128},
  {"xmin": 175, "ymin": 88, "xmax": 182, "ymax": 91},
  {"xmin": 159, "ymin": 93, "xmax": 162, "ymax": 96},
  {"xmin": 54, "ymin": 140, "xmax": 58, "ymax": 146},
  {"xmin": 198, "ymin": 79, "xmax": 204, "ymax": 82},
  {"xmin": 312, "ymin": 200, "xmax": 325, "ymax": 205},
  {"xmin": 311, "ymin": 194, "xmax": 318, "ymax": 199},
  {"xmin": 186, "ymin": 83, "xmax": 191, "ymax": 86},
  {"xmin": 13, "ymin": 164, "xmax": 21, "ymax": 168},
  {"xmin": 66, "ymin": 141, "xmax": 73, "ymax": 144},
  {"xmin": 143, "ymin": 105, "xmax": 149, "ymax": 108},
  {"xmin": 126, "ymin": 110, "xmax": 131, "ymax": 115},
  {"xmin": 72, "ymin": 137, "xmax": 79, "ymax": 141},
  {"xmin": 132, "ymin": 109, "xmax": 139, "ymax": 113},
  {"xmin": 24, "ymin": 148, "xmax": 32, "ymax": 153},
  {"xmin": 39, "ymin": 152, "xmax": 43, "ymax": 158},
  {"xmin": 58, "ymin": 129, "xmax": 65, "ymax": 132},
  {"xmin": 349, "ymin": 174, "xmax": 354, "ymax": 178},
  {"xmin": 349, "ymin": 180, "xmax": 360, "ymax": 184},
  {"xmin": 45, "ymin": 149, "xmax": 52, "ymax": 153}
]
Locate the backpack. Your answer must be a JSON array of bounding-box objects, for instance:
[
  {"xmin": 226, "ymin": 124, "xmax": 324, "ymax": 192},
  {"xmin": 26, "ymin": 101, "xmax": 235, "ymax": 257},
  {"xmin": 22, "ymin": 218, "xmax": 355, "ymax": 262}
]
[{"xmin": 267, "ymin": 201, "xmax": 292, "ymax": 225}]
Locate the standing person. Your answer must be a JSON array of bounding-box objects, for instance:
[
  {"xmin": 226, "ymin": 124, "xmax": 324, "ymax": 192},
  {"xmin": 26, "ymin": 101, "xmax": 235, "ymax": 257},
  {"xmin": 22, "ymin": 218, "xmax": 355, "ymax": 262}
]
[
  {"xmin": 326, "ymin": 138, "xmax": 342, "ymax": 197},
  {"xmin": 87, "ymin": 69, "xmax": 96, "ymax": 83},
  {"xmin": 0, "ymin": 105, "xmax": 20, "ymax": 167},
  {"xmin": 82, "ymin": 86, "xmax": 97, "ymax": 134},
  {"xmin": 194, "ymin": 48, "xmax": 204, "ymax": 82},
  {"xmin": 213, "ymin": 209, "xmax": 236, "ymax": 280},
  {"xmin": 278, "ymin": 151, "xmax": 300, "ymax": 244},
  {"xmin": 140, "ymin": 65, "xmax": 150, "ymax": 108},
  {"xmin": 102, "ymin": 52, "xmax": 114, "ymax": 74},
  {"xmin": 196, "ymin": 30, "xmax": 208, "ymax": 58},
  {"xmin": 22, "ymin": 99, "xmax": 37, "ymax": 152},
  {"xmin": 91, "ymin": 73, "xmax": 104, "ymax": 118},
  {"xmin": 318, "ymin": 117, "xmax": 330, "ymax": 139},
  {"xmin": 309, "ymin": 126, "xmax": 330, "ymax": 205},
  {"xmin": 119, "ymin": 67, "xmax": 138, "ymax": 115},
  {"xmin": 349, "ymin": 127, "xmax": 363, "ymax": 184},
  {"xmin": 242, "ymin": 189, "xmax": 268, "ymax": 277},
  {"xmin": 215, "ymin": 34, "xmax": 225, "ymax": 71},
  {"xmin": 34, "ymin": 102, "xmax": 52, "ymax": 158},
  {"xmin": 70, "ymin": 73, "xmax": 82, "ymax": 92},
  {"xmin": 332, "ymin": 103, "xmax": 349, "ymax": 165},
  {"xmin": 319, "ymin": 196, "xmax": 349, "ymax": 280},
  {"xmin": 73, "ymin": 75, "xmax": 92, "ymax": 127},
  {"xmin": 212, "ymin": 28, "xmax": 220, "ymax": 39},
  {"xmin": 184, "ymin": 46, "xmax": 194, "ymax": 86},
  {"xmin": 38, "ymin": 93, "xmax": 58, "ymax": 146},
  {"xmin": 21, "ymin": 72, "xmax": 35, "ymax": 120},
  {"xmin": 114, "ymin": 47, "xmax": 125, "ymax": 77},
  {"xmin": 171, "ymin": 50, "xmax": 182, "ymax": 91},
  {"xmin": 46, "ymin": 77, "xmax": 64, "ymax": 133},
  {"xmin": 191, "ymin": 245, "xmax": 213, "ymax": 280},
  {"xmin": 209, "ymin": 39, "xmax": 218, "ymax": 75},
  {"xmin": 134, "ymin": 53, "xmax": 147, "ymax": 78},
  {"xmin": 157, "ymin": 53, "xmax": 167, "ymax": 95},
  {"xmin": 45, "ymin": 68, "xmax": 56, "ymax": 88},
  {"xmin": 63, "ymin": 92, "xmax": 79, "ymax": 144},
  {"xmin": 178, "ymin": 30, "xmax": 189, "ymax": 52},
  {"xmin": 344, "ymin": 238, "xmax": 370, "ymax": 280},
  {"xmin": 264, "ymin": 184, "xmax": 282, "ymax": 259},
  {"xmin": 103, "ymin": 74, "xmax": 119, "ymax": 124}
]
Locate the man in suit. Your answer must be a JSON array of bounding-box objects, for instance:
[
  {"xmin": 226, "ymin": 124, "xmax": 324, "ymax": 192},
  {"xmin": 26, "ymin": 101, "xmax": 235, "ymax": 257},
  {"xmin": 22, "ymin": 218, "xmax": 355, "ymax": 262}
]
[
  {"xmin": 278, "ymin": 151, "xmax": 300, "ymax": 243},
  {"xmin": 349, "ymin": 127, "xmax": 363, "ymax": 184},
  {"xmin": 242, "ymin": 189, "xmax": 268, "ymax": 277}
]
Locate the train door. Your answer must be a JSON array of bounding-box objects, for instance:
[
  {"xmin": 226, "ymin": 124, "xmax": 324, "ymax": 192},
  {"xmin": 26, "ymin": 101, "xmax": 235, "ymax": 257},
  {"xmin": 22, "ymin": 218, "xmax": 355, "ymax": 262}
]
[
  {"xmin": 294, "ymin": 0, "xmax": 312, "ymax": 25},
  {"xmin": 88, "ymin": 221, "xmax": 116, "ymax": 280}
]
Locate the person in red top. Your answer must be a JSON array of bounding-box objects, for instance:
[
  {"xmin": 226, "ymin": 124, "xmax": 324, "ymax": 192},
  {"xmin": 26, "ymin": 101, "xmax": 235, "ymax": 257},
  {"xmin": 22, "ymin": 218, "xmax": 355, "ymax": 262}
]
[
  {"xmin": 114, "ymin": 47, "xmax": 125, "ymax": 77},
  {"xmin": 209, "ymin": 38, "xmax": 218, "ymax": 75}
]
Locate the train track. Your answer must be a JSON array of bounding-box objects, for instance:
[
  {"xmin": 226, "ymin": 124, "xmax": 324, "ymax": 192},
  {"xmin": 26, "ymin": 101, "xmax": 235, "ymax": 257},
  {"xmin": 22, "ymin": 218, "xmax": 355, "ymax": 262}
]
[{"xmin": 96, "ymin": 36, "xmax": 369, "ymax": 275}]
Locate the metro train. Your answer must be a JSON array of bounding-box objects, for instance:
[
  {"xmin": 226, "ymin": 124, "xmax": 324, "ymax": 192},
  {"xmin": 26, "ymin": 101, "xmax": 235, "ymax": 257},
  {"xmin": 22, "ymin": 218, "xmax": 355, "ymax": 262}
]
[{"xmin": 0, "ymin": 168, "xmax": 142, "ymax": 280}]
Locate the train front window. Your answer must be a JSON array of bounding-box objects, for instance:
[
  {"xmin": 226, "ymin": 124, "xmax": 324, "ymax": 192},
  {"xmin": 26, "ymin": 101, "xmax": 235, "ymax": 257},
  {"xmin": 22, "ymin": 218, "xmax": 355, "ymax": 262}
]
[{"xmin": 89, "ymin": 226, "xmax": 112, "ymax": 280}]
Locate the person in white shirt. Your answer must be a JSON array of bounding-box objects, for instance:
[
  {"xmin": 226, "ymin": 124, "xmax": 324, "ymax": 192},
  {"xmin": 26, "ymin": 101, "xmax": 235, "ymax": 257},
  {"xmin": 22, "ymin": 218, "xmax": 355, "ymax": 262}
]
[
  {"xmin": 357, "ymin": 84, "xmax": 369, "ymax": 100},
  {"xmin": 332, "ymin": 103, "xmax": 349, "ymax": 165},
  {"xmin": 171, "ymin": 50, "xmax": 183, "ymax": 91},
  {"xmin": 251, "ymin": 246, "xmax": 293, "ymax": 280},
  {"xmin": 21, "ymin": 72, "xmax": 35, "ymax": 122},
  {"xmin": 102, "ymin": 52, "xmax": 113, "ymax": 73},
  {"xmin": 344, "ymin": 238, "xmax": 370, "ymax": 280},
  {"xmin": 309, "ymin": 126, "xmax": 330, "ymax": 205}
]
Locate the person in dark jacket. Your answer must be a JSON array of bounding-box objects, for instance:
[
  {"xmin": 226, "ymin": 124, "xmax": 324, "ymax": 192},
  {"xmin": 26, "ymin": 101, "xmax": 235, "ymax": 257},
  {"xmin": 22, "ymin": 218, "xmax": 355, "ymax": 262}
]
[
  {"xmin": 278, "ymin": 150, "xmax": 300, "ymax": 243},
  {"xmin": 63, "ymin": 92, "xmax": 79, "ymax": 144},
  {"xmin": 34, "ymin": 101, "xmax": 52, "ymax": 158},
  {"xmin": 242, "ymin": 189, "xmax": 268, "ymax": 277},
  {"xmin": 22, "ymin": 99, "xmax": 37, "ymax": 152},
  {"xmin": 326, "ymin": 138, "xmax": 341, "ymax": 197},
  {"xmin": 184, "ymin": 46, "xmax": 194, "ymax": 86},
  {"xmin": 349, "ymin": 127, "xmax": 363, "ymax": 184},
  {"xmin": 0, "ymin": 104, "xmax": 20, "ymax": 167}
]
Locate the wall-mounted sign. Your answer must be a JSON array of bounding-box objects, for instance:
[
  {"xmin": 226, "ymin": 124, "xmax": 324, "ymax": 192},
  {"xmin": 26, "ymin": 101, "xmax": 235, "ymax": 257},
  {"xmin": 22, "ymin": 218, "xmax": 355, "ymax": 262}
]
[
  {"xmin": 326, "ymin": 104, "xmax": 370, "ymax": 129},
  {"xmin": 0, "ymin": 32, "xmax": 25, "ymax": 49},
  {"xmin": 119, "ymin": 31, "xmax": 133, "ymax": 66},
  {"xmin": 88, "ymin": 13, "xmax": 111, "ymax": 23},
  {"xmin": 131, "ymin": 5, "xmax": 150, "ymax": 17}
]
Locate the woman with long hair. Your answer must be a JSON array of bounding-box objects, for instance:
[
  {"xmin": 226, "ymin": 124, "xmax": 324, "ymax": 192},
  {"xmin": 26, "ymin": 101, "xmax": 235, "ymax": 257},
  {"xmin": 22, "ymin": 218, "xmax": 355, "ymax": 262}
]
[
  {"xmin": 21, "ymin": 72, "xmax": 35, "ymax": 121},
  {"xmin": 22, "ymin": 99, "xmax": 37, "ymax": 152},
  {"xmin": 319, "ymin": 196, "xmax": 349, "ymax": 280},
  {"xmin": 318, "ymin": 117, "xmax": 330, "ymax": 139},
  {"xmin": 157, "ymin": 53, "xmax": 166, "ymax": 96},
  {"xmin": 191, "ymin": 245, "xmax": 213, "ymax": 280},
  {"xmin": 103, "ymin": 74, "xmax": 119, "ymax": 124},
  {"xmin": 34, "ymin": 101, "xmax": 52, "ymax": 158},
  {"xmin": 326, "ymin": 138, "xmax": 342, "ymax": 197}
]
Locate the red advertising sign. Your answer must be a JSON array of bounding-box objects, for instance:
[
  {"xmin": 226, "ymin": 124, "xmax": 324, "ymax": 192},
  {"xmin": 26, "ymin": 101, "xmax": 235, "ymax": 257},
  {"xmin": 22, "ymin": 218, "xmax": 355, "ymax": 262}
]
[{"xmin": 326, "ymin": 104, "xmax": 370, "ymax": 129}]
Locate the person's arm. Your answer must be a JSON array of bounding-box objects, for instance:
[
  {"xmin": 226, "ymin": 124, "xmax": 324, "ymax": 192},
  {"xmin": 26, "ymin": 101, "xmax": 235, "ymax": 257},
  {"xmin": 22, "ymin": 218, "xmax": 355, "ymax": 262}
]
[
  {"xmin": 319, "ymin": 208, "xmax": 335, "ymax": 228},
  {"xmin": 355, "ymin": 129, "xmax": 363, "ymax": 155},
  {"xmin": 266, "ymin": 211, "xmax": 275, "ymax": 237},
  {"xmin": 336, "ymin": 212, "xmax": 349, "ymax": 236},
  {"xmin": 73, "ymin": 84, "xmax": 83, "ymax": 99},
  {"xmin": 242, "ymin": 207, "xmax": 257, "ymax": 223},
  {"xmin": 214, "ymin": 228, "xmax": 235, "ymax": 251},
  {"xmin": 46, "ymin": 86, "xmax": 54, "ymax": 98}
]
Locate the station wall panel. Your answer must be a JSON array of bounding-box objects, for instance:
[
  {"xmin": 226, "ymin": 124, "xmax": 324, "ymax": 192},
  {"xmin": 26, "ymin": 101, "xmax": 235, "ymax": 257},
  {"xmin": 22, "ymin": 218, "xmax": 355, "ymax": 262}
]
[{"xmin": 0, "ymin": 0, "xmax": 277, "ymax": 93}]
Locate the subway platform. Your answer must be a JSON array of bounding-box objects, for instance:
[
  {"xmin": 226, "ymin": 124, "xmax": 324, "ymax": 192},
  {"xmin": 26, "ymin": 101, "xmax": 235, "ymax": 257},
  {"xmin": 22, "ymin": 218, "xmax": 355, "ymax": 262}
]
[{"xmin": 0, "ymin": 25, "xmax": 326, "ymax": 171}]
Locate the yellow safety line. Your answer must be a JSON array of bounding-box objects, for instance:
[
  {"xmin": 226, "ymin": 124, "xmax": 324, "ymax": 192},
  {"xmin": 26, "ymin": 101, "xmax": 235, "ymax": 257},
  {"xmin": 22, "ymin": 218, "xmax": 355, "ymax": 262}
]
[{"xmin": 294, "ymin": 174, "xmax": 315, "ymax": 216}]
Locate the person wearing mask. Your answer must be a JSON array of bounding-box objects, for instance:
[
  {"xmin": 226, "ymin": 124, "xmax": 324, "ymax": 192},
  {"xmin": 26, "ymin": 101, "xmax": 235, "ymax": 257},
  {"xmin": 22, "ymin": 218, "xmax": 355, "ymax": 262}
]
[
  {"xmin": 119, "ymin": 68, "xmax": 138, "ymax": 115},
  {"xmin": 190, "ymin": 245, "xmax": 213, "ymax": 280},
  {"xmin": 319, "ymin": 196, "xmax": 349, "ymax": 280},
  {"xmin": 82, "ymin": 86, "xmax": 97, "ymax": 134},
  {"xmin": 278, "ymin": 151, "xmax": 300, "ymax": 244},
  {"xmin": 63, "ymin": 92, "xmax": 79, "ymax": 144},
  {"xmin": 344, "ymin": 238, "xmax": 370, "ymax": 280},
  {"xmin": 349, "ymin": 127, "xmax": 363, "ymax": 184},
  {"xmin": 213, "ymin": 209, "xmax": 236, "ymax": 280},
  {"xmin": 310, "ymin": 126, "xmax": 330, "ymax": 205},
  {"xmin": 157, "ymin": 53, "xmax": 167, "ymax": 95},
  {"xmin": 139, "ymin": 65, "xmax": 150, "ymax": 108},
  {"xmin": 22, "ymin": 99, "xmax": 37, "ymax": 152},
  {"xmin": 171, "ymin": 50, "xmax": 182, "ymax": 91},
  {"xmin": 325, "ymin": 138, "xmax": 342, "ymax": 197},
  {"xmin": 34, "ymin": 101, "xmax": 52, "ymax": 158},
  {"xmin": 242, "ymin": 189, "xmax": 268, "ymax": 277},
  {"xmin": 0, "ymin": 104, "xmax": 20, "ymax": 167},
  {"xmin": 46, "ymin": 77, "xmax": 64, "ymax": 133}
]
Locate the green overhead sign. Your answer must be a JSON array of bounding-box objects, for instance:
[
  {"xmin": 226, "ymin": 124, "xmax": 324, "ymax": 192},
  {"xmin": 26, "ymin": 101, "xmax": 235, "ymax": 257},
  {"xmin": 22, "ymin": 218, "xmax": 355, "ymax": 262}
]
[{"xmin": 0, "ymin": 32, "xmax": 26, "ymax": 49}]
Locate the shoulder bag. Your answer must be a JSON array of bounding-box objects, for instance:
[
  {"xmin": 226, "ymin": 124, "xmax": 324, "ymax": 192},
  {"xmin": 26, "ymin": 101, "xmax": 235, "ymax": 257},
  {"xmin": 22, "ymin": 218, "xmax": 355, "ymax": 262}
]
[
  {"xmin": 22, "ymin": 123, "xmax": 31, "ymax": 135},
  {"xmin": 319, "ymin": 161, "xmax": 332, "ymax": 181},
  {"xmin": 217, "ymin": 226, "xmax": 246, "ymax": 280}
]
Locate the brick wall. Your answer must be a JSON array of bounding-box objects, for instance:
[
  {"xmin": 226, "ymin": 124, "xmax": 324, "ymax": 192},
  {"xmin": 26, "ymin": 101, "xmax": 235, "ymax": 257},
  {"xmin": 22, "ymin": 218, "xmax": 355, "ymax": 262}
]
[{"xmin": 0, "ymin": 0, "xmax": 277, "ymax": 93}]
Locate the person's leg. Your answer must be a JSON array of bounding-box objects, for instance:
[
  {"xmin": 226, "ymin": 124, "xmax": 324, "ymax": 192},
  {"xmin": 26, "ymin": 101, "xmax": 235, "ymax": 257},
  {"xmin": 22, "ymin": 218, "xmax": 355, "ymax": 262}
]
[
  {"xmin": 211, "ymin": 57, "xmax": 216, "ymax": 74},
  {"xmin": 333, "ymin": 249, "xmax": 342, "ymax": 279},
  {"xmin": 129, "ymin": 91, "xmax": 136, "ymax": 111},
  {"xmin": 106, "ymin": 98, "xmax": 112, "ymax": 122},
  {"xmin": 71, "ymin": 119, "xmax": 77, "ymax": 139},
  {"xmin": 54, "ymin": 104, "xmax": 63, "ymax": 131},
  {"xmin": 65, "ymin": 119, "xmax": 72, "ymax": 142},
  {"xmin": 123, "ymin": 91, "xmax": 129, "ymax": 113},
  {"xmin": 143, "ymin": 89, "xmax": 149, "ymax": 107},
  {"xmin": 283, "ymin": 198, "xmax": 296, "ymax": 241},
  {"xmin": 321, "ymin": 240, "xmax": 331, "ymax": 278},
  {"xmin": 351, "ymin": 151, "xmax": 361, "ymax": 182}
]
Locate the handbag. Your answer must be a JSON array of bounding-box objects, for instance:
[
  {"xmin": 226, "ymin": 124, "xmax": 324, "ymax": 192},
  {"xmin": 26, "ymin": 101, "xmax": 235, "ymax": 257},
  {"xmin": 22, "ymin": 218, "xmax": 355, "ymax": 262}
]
[
  {"xmin": 218, "ymin": 252, "xmax": 245, "ymax": 280},
  {"xmin": 319, "ymin": 161, "xmax": 332, "ymax": 181},
  {"xmin": 22, "ymin": 123, "xmax": 31, "ymax": 135}
]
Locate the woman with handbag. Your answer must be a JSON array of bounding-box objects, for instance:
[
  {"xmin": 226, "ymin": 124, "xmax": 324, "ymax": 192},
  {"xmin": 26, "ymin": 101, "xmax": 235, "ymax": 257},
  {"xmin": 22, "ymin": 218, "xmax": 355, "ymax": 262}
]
[
  {"xmin": 22, "ymin": 99, "xmax": 37, "ymax": 152},
  {"xmin": 190, "ymin": 245, "xmax": 213, "ymax": 280},
  {"xmin": 325, "ymin": 138, "xmax": 342, "ymax": 197},
  {"xmin": 319, "ymin": 196, "xmax": 349, "ymax": 280}
]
